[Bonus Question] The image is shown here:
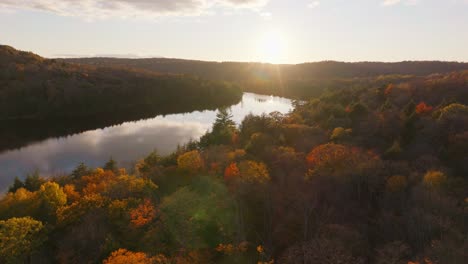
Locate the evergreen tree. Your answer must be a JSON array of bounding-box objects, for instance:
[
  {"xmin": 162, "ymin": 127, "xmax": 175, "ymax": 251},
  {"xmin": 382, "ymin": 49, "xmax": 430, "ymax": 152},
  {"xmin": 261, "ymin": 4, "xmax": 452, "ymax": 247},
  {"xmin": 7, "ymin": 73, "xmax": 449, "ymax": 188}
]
[
  {"xmin": 213, "ymin": 108, "xmax": 236, "ymax": 132},
  {"xmin": 104, "ymin": 158, "xmax": 119, "ymax": 174},
  {"xmin": 24, "ymin": 171, "xmax": 45, "ymax": 192},
  {"xmin": 71, "ymin": 162, "xmax": 90, "ymax": 179},
  {"xmin": 8, "ymin": 177, "xmax": 25, "ymax": 193},
  {"xmin": 200, "ymin": 108, "xmax": 237, "ymax": 147}
]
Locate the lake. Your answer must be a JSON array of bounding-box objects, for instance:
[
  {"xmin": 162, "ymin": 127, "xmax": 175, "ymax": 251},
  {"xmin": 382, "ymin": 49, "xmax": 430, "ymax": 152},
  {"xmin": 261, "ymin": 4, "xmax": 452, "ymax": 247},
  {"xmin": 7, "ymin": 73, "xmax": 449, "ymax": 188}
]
[{"xmin": 0, "ymin": 93, "xmax": 293, "ymax": 192}]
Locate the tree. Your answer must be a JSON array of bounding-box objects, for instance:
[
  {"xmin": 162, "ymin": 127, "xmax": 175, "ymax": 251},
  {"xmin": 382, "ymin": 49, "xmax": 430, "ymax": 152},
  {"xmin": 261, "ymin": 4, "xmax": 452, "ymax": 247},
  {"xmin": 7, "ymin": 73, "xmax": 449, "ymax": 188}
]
[
  {"xmin": 104, "ymin": 157, "xmax": 119, "ymax": 174},
  {"xmin": 24, "ymin": 171, "xmax": 45, "ymax": 192},
  {"xmin": 423, "ymin": 170, "xmax": 447, "ymax": 188},
  {"xmin": 245, "ymin": 132, "xmax": 273, "ymax": 156},
  {"xmin": 238, "ymin": 161, "xmax": 270, "ymax": 184},
  {"xmin": 200, "ymin": 108, "xmax": 237, "ymax": 146},
  {"xmin": 0, "ymin": 188, "xmax": 39, "ymax": 220},
  {"xmin": 214, "ymin": 108, "xmax": 236, "ymax": 132},
  {"xmin": 103, "ymin": 248, "xmax": 164, "ymax": 264},
  {"xmin": 306, "ymin": 143, "xmax": 383, "ymax": 201},
  {"xmin": 306, "ymin": 143, "xmax": 351, "ymax": 177},
  {"xmin": 8, "ymin": 177, "xmax": 24, "ymax": 193},
  {"xmin": 63, "ymin": 184, "xmax": 80, "ymax": 203},
  {"xmin": 71, "ymin": 162, "xmax": 91, "ymax": 179},
  {"xmin": 306, "ymin": 143, "xmax": 380, "ymax": 179},
  {"xmin": 330, "ymin": 127, "xmax": 352, "ymax": 142},
  {"xmin": 437, "ymin": 103, "xmax": 468, "ymax": 133},
  {"xmin": 0, "ymin": 217, "xmax": 46, "ymax": 264},
  {"xmin": 130, "ymin": 199, "xmax": 157, "ymax": 228},
  {"xmin": 415, "ymin": 102, "xmax": 433, "ymax": 115},
  {"xmin": 224, "ymin": 162, "xmax": 240, "ymax": 182},
  {"xmin": 38, "ymin": 182, "xmax": 67, "ymax": 222},
  {"xmin": 136, "ymin": 150, "xmax": 161, "ymax": 176},
  {"xmin": 39, "ymin": 182, "xmax": 67, "ymax": 210},
  {"xmin": 160, "ymin": 177, "xmax": 235, "ymax": 250},
  {"xmin": 177, "ymin": 150, "xmax": 204, "ymax": 172}
]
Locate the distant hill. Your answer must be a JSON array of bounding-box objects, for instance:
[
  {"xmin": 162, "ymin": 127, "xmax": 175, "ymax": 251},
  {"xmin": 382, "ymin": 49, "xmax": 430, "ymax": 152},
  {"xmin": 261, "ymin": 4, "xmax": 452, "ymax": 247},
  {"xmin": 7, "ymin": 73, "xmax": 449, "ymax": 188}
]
[
  {"xmin": 0, "ymin": 45, "xmax": 242, "ymax": 120},
  {"xmin": 63, "ymin": 57, "xmax": 468, "ymax": 79},
  {"xmin": 63, "ymin": 57, "xmax": 468, "ymax": 97}
]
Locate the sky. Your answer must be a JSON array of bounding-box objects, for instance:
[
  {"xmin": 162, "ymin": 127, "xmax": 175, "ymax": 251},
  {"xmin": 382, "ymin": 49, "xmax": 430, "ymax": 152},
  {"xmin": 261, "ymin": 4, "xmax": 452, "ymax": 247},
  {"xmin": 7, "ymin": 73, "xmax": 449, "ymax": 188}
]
[{"xmin": 0, "ymin": 0, "xmax": 467, "ymax": 64}]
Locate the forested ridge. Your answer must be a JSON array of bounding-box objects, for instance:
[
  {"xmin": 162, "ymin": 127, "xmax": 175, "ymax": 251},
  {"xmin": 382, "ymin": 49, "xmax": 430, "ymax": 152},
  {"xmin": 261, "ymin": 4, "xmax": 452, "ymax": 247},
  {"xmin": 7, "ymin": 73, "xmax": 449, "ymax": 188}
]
[
  {"xmin": 64, "ymin": 57, "xmax": 468, "ymax": 98},
  {"xmin": 1, "ymin": 64, "xmax": 467, "ymax": 263},
  {"xmin": 0, "ymin": 45, "xmax": 242, "ymax": 120}
]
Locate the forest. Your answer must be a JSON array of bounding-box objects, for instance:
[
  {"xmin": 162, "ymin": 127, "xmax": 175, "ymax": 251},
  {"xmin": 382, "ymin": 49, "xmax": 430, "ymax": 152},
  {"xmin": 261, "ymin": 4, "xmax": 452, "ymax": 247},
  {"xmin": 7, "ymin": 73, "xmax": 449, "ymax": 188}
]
[
  {"xmin": 64, "ymin": 57, "xmax": 468, "ymax": 98},
  {"xmin": 0, "ymin": 45, "xmax": 242, "ymax": 121},
  {"xmin": 1, "ymin": 61, "xmax": 467, "ymax": 263}
]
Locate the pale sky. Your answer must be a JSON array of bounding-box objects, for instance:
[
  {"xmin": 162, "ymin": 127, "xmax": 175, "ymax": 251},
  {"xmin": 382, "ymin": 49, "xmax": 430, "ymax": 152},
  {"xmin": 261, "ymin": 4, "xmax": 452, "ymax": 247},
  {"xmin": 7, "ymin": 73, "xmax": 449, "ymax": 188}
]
[{"xmin": 1, "ymin": 0, "xmax": 467, "ymax": 63}]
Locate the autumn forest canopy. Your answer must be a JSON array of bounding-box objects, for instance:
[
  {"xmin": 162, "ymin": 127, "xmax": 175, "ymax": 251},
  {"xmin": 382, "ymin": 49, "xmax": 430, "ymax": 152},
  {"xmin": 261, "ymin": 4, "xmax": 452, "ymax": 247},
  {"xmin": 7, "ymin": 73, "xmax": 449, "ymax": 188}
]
[{"xmin": 0, "ymin": 45, "xmax": 468, "ymax": 264}]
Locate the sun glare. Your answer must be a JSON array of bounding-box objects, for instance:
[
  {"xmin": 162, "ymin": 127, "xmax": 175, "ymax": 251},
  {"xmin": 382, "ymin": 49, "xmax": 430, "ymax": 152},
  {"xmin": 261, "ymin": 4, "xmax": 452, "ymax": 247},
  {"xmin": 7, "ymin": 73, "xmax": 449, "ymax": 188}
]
[{"xmin": 257, "ymin": 30, "xmax": 287, "ymax": 64}]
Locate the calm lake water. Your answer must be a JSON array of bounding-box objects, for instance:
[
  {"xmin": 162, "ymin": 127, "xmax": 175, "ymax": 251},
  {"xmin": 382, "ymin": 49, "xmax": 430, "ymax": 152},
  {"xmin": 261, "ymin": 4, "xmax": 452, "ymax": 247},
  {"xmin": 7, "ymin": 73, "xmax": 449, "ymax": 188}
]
[{"xmin": 0, "ymin": 93, "xmax": 293, "ymax": 192}]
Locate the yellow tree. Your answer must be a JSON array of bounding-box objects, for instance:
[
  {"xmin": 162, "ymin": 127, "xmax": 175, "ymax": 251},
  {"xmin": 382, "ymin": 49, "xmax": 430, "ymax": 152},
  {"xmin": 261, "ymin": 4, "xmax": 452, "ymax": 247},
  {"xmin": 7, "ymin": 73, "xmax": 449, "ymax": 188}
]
[
  {"xmin": 177, "ymin": 150, "xmax": 204, "ymax": 172},
  {"xmin": 39, "ymin": 182, "xmax": 67, "ymax": 210},
  {"xmin": 238, "ymin": 161, "xmax": 270, "ymax": 184},
  {"xmin": 423, "ymin": 170, "xmax": 447, "ymax": 188},
  {"xmin": 0, "ymin": 217, "xmax": 46, "ymax": 264},
  {"xmin": 103, "ymin": 248, "xmax": 168, "ymax": 264}
]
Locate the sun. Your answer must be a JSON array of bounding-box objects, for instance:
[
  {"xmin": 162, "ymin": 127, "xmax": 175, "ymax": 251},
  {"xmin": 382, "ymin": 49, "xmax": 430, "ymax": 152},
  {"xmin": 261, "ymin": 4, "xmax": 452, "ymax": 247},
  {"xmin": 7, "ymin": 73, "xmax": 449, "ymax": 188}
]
[{"xmin": 257, "ymin": 30, "xmax": 287, "ymax": 64}]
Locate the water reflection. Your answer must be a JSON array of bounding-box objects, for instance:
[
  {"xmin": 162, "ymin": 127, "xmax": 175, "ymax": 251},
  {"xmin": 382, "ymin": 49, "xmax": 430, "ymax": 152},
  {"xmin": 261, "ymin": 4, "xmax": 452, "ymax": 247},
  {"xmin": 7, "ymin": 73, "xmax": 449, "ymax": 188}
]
[{"xmin": 0, "ymin": 93, "xmax": 293, "ymax": 192}]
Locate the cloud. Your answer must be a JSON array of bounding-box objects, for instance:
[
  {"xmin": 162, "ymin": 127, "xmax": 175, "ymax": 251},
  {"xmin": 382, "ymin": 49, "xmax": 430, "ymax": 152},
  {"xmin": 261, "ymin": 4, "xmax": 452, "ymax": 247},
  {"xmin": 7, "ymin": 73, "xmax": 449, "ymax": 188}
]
[
  {"xmin": 383, "ymin": 0, "xmax": 401, "ymax": 5},
  {"xmin": 0, "ymin": 0, "xmax": 269, "ymax": 19},
  {"xmin": 260, "ymin": 11, "xmax": 272, "ymax": 20},
  {"xmin": 307, "ymin": 1, "xmax": 320, "ymax": 9},
  {"xmin": 382, "ymin": 0, "xmax": 420, "ymax": 6}
]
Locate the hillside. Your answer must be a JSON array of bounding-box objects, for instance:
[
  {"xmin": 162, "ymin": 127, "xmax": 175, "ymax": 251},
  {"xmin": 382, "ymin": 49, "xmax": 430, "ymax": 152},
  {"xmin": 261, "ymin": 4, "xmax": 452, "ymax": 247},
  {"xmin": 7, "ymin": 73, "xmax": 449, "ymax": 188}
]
[
  {"xmin": 64, "ymin": 57, "xmax": 468, "ymax": 97},
  {"xmin": 1, "ymin": 68, "xmax": 467, "ymax": 263},
  {"xmin": 0, "ymin": 46, "xmax": 242, "ymax": 120}
]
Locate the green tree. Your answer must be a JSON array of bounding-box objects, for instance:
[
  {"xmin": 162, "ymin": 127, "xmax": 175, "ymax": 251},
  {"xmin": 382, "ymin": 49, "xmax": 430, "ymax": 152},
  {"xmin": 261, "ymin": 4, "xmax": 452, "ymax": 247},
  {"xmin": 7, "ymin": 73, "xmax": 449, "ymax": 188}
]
[
  {"xmin": 200, "ymin": 108, "xmax": 237, "ymax": 147},
  {"xmin": 136, "ymin": 150, "xmax": 161, "ymax": 176},
  {"xmin": 24, "ymin": 171, "xmax": 45, "ymax": 192},
  {"xmin": 0, "ymin": 217, "xmax": 46, "ymax": 264},
  {"xmin": 8, "ymin": 177, "xmax": 25, "ymax": 193},
  {"xmin": 160, "ymin": 177, "xmax": 235, "ymax": 250},
  {"xmin": 213, "ymin": 108, "xmax": 236, "ymax": 133},
  {"xmin": 71, "ymin": 162, "xmax": 91, "ymax": 179},
  {"xmin": 104, "ymin": 157, "xmax": 119, "ymax": 174}
]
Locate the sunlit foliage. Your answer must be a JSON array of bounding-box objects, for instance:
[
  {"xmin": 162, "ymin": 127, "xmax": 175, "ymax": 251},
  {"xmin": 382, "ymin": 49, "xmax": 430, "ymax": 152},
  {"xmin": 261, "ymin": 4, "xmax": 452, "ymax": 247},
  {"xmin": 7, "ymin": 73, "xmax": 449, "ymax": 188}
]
[
  {"xmin": 103, "ymin": 248, "xmax": 167, "ymax": 264},
  {"xmin": 177, "ymin": 150, "xmax": 204, "ymax": 172},
  {"xmin": 2, "ymin": 51, "xmax": 468, "ymax": 263},
  {"xmin": 0, "ymin": 217, "xmax": 46, "ymax": 264},
  {"xmin": 415, "ymin": 102, "xmax": 433, "ymax": 115},
  {"xmin": 224, "ymin": 162, "xmax": 240, "ymax": 182},
  {"xmin": 238, "ymin": 161, "xmax": 270, "ymax": 184},
  {"xmin": 423, "ymin": 170, "xmax": 447, "ymax": 188},
  {"xmin": 130, "ymin": 199, "xmax": 157, "ymax": 227}
]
